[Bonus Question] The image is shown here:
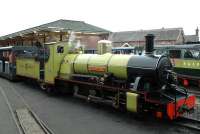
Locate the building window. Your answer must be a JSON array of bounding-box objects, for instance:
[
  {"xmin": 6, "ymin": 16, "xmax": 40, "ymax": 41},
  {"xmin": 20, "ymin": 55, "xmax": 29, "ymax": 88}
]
[{"xmin": 121, "ymin": 43, "xmax": 131, "ymax": 47}]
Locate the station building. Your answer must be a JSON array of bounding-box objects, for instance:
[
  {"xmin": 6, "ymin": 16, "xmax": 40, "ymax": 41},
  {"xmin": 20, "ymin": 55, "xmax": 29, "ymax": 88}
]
[
  {"xmin": 0, "ymin": 19, "xmax": 110, "ymax": 50},
  {"xmin": 0, "ymin": 20, "xmax": 199, "ymax": 52},
  {"xmin": 109, "ymin": 27, "xmax": 199, "ymax": 48}
]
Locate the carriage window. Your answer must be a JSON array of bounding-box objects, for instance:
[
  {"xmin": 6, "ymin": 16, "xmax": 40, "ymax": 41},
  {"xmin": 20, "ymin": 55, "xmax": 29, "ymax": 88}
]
[
  {"xmin": 169, "ymin": 50, "xmax": 181, "ymax": 58},
  {"xmin": 57, "ymin": 46, "xmax": 64, "ymax": 53},
  {"xmin": 155, "ymin": 50, "xmax": 165, "ymax": 55},
  {"xmin": 189, "ymin": 50, "xmax": 200, "ymax": 59},
  {"xmin": 184, "ymin": 50, "xmax": 193, "ymax": 59}
]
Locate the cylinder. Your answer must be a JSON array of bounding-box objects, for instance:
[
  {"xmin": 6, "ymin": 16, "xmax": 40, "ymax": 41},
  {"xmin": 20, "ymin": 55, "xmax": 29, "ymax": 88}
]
[{"xmin": 145, "ymin": 34, "xmax": 155, "ymax": 54}]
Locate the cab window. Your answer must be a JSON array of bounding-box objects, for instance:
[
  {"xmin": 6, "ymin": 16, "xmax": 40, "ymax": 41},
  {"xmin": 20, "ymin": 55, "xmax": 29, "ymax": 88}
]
[{"xmin": 57, "ymin": 46, "xmax": 64, "ymax": 53}]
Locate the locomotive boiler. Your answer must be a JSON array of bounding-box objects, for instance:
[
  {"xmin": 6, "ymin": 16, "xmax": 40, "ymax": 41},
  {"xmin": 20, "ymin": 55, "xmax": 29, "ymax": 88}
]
[{"xmin": 0, "ymin": 34, "xmax": 196, "ymax": 120}]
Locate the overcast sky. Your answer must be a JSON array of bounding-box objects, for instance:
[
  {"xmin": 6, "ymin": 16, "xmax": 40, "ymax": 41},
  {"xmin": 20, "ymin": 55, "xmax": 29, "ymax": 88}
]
[{"xmin": 0, "ymin": 0, "xmax": 199, "ymax": 36}]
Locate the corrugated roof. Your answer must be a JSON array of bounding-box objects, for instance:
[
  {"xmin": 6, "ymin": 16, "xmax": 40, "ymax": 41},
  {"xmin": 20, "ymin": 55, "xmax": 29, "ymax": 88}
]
[
  {"xmin": 0, "ymin": 19, "xmax": 110, "ymax": 40},
  {"xmin": 109, "ymin": 28, "xmax": 183, "ymax": 42},
  {"xmin": 184, "ymin": 35, "xmax": 199, "ymax": 43}
]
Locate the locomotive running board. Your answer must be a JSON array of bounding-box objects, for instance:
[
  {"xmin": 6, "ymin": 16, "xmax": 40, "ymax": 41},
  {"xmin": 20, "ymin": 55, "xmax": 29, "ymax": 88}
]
[{"xmin": 56, "ymin": 77, "xmax": 131, "ymax": 93}]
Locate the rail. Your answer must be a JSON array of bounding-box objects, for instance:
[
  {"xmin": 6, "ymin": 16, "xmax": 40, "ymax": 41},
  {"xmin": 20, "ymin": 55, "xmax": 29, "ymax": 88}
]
[
  {"xmin": 0, "ymin": 84, "xmax": 55, "ymax": 134},
  {"xmin": 174, "ymin": 117, "xmax": 200, "ymax": 131}
]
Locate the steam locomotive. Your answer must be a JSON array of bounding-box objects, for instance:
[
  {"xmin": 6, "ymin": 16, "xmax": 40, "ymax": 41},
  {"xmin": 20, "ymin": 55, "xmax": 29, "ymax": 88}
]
[{"xmin": 0, "ymin": 34, "xmax": 196, "ymax": 120}]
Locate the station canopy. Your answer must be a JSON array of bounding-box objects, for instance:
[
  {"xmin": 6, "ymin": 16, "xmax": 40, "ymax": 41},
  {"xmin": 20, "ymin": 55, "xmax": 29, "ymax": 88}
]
[{"xmin": 0, "ymin": 19, "xmax": 110, "ymax": 41}]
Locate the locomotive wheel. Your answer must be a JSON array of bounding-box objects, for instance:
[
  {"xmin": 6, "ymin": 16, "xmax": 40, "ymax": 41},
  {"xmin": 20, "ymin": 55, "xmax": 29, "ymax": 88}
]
[
  {"xmin": 39, "ymin": 83, "xmax": 56, "ymax": 95},
  {"xmin": 39, "ymin": 82, "xmax": 48, "ymax": 91}
]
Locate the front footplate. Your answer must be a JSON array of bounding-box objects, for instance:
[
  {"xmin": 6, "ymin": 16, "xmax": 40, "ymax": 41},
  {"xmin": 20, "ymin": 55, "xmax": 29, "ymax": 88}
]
[{"xmin": 167, "ymin": 94, "xmax": 196, "ymax": 120}]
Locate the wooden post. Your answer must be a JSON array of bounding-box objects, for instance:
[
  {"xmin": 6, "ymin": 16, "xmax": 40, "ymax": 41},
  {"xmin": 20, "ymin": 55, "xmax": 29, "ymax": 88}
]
[
  {"xmin": 43, "ymin": 33, "xmax": 46, "ymax": 43},
  {"xmin": 60, "ymin": 33, "xmax": 63, "ymax": 41}
]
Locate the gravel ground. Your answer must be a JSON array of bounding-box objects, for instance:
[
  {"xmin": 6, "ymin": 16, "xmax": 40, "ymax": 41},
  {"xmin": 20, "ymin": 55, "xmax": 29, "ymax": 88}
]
[{"xmin": 0, "ymin": 77, "xmax": 199, "ymax": 134}]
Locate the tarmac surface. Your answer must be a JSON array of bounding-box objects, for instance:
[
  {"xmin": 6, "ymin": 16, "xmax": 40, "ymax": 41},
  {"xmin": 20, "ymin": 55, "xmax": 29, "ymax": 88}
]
[
  {"xmin": 0, "ymin": 77, "xmax": 199, "ymax": 134},
  {"xmin": 0, "ymin": 86, "xmax": 19, "ymax": 134}
]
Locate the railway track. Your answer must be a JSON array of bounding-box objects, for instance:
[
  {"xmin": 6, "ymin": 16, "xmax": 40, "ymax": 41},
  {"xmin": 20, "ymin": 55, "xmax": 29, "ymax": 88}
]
[
  {"xmin": 188, "ymin": 90, "xmax": 200, "ymax": 97},
  {"xmin": 174, "ymin": 117, "xmax": 200, "ymax": 131},
  {"xmin": 0, "ymin": 77, "xmax": 199, "ymax": 134},
  {"xmin": 0, "ymin": 80, "xmax": 55, "ymax": 134}
]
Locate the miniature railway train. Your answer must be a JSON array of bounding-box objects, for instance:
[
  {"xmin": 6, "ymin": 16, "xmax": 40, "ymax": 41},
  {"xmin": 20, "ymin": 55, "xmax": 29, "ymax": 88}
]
[
  {"xmin": 0, "ymin": 34, "xmax": 196, "ymax": 120},
  {"xmin": 154, "ymin": 44, "xmax": 200, "ymax": 87}
]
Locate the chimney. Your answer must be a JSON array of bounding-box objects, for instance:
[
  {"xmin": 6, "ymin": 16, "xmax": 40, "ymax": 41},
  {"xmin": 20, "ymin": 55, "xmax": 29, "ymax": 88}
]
[
  {"xmin": 196, "ymin": 27, "xmax": 199, "ymax": 36},
  {"xmin": 145, "ymin": 34, "xmax": 155, "ymax": 54}
]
